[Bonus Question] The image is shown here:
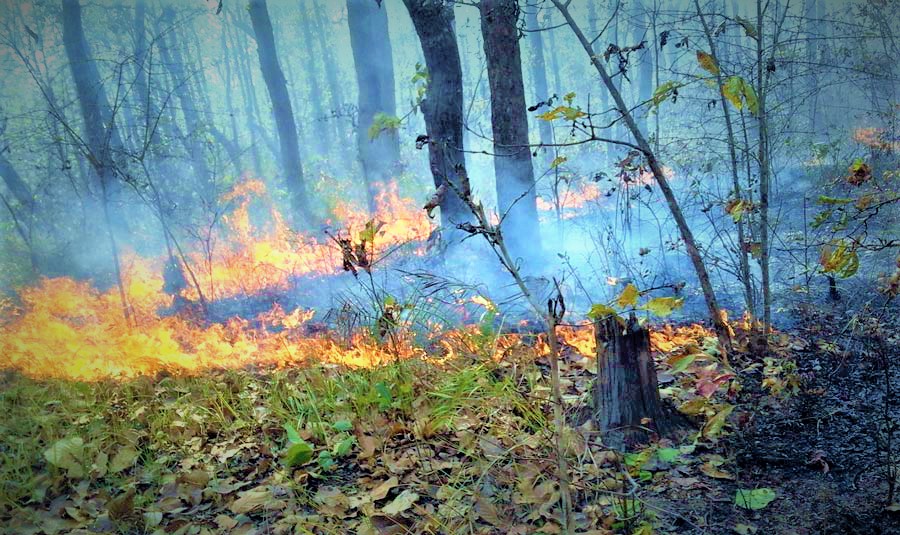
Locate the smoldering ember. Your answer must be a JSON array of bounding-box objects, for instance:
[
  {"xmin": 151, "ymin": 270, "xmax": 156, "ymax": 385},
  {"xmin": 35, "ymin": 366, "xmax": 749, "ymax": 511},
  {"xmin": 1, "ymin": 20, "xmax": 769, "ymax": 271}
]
[{"xmin": 0, "ymin": 0, "xmax": 897, "ymax": 533}]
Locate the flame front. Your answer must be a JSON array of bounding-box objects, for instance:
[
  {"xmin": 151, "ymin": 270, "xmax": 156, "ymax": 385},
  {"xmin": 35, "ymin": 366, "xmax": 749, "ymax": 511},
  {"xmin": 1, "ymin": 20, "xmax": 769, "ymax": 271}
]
[{"xmin": 0, "ymin": 180, "xmax": 432, "ymax": 381}]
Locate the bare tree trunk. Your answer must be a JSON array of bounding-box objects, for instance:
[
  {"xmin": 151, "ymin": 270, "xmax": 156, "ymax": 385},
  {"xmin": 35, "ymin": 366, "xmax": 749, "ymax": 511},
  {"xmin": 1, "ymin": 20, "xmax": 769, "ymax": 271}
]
[
  {"xmin": 347, "ymin": 0, "xmax": 401, "ymax": 212},
  {"xmin": 247, "ymin": 0, "xmax": 314, "ymax": 225},
  {"xmin": 525, "ymin": 8, "xmax": 554, "ymax": 165},
  {"xmin": 594, "ymin": 314, "xmax": 685, "ymax": 449},
  {"xmin": 756, "ymin": 0, "xmax": 772, "ymax": 337},
  {"xmin": 312, "ymin": 0, "xmax": 350, "ymax": 158},
  {"xmin": 297, "ymin": 8, "xmax": 331, "ymax": 157},
  {"xmin": 158, "ymin": 8, "xmax": 214, "ymax": 197},
  {"xmin": 480, "ymin": 0, "xmax": 542, "ymax": 264},
  {"xmin": 402, "ymin": 0, "xmax": 471, "ymax": 238},
  {"xmin": 695, "ymin": 0, "xmax": 755, "ymax": 315},
  {"xmin": 60, "ymin": 0, "xmax": 131, "ymax": 324},
  {"xmin": 552, "ymin": 0, "xmax": 732, "ymax": 351}
]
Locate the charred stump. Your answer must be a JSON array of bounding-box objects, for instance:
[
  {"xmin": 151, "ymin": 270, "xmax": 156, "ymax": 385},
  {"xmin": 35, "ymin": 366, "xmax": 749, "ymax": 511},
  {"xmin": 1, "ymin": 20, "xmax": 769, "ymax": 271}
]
[{"xmin": 593, "ymin": 314, "xmax": 686, "ymax": 449}]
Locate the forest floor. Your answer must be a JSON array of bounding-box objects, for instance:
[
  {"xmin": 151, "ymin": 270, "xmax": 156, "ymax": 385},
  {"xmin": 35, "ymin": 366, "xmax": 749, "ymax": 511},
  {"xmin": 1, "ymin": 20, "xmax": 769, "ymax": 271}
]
[{"xmin": 1, "ymin": 302, "xmax": 898, "ymax": 535}]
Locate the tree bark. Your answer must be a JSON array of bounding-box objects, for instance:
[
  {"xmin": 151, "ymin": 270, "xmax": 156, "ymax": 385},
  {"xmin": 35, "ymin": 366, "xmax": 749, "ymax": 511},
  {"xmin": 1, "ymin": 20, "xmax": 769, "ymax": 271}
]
[
  {"xmin": 480, "ymin": 0, "xmax": 542, "ymax": 263},
  {"xmin": 247, "ymin": 0, "xmax": 314, "ymax": 225},
  {"xmin": 593, "ymin": 314, "xmax": 684, "ymax": 449},
  {"xmin": 347, "ymin": 0, "xmax": 401, "ymax": 212},
  {"xmin": 402, "ymin": 0, "xmax": 471, "ymax": 236},
  {"xmin": 159, "ymin": 7, "xmax": 214, "ymax": 196},
  {"xmin": 525, "ymin": 8, "xmax": 554, "ymax": 164},
  {"xmin": 298, "ymin": 8, "xmax": 332, "ymax": 155},
  {"xmin": 60, "ymin": 0, "xmax": 131, "ymax": 323}
]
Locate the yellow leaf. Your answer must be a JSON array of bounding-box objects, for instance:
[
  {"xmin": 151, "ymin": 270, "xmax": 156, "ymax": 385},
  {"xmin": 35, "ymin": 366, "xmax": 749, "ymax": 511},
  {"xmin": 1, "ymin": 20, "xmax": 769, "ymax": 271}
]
[
  {"xmin": 642, "ymin": 296, "xmax": 684, "ymax": 317},
  {"xmin": 697, "ymin": 50, "xmax": 719, "ymax": 75},
  {"xmin": 550, "ymin": 156, "xmax": 567, "ymax": 168},
  {"xmin": 702, "ymin": 404, "xmax": 734, "ymax": 439},
  {"xmin": 615, "ymin": 283, "xmax": 639, "ymax": 308}
]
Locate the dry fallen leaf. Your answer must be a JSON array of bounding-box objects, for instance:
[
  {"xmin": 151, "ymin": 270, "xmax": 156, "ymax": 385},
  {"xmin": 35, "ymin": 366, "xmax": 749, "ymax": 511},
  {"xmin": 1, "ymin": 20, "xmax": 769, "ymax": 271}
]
[{"xmin": 381, "ymin": 489, "xmax": 419, "ymax": 515}]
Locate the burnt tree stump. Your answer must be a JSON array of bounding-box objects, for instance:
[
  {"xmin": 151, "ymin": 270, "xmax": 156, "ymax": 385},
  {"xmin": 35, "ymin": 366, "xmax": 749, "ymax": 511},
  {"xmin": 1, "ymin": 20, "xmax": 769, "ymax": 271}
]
[{"xmin": 593, "ymin": 314, "xmax": 686, "ymax": 449}]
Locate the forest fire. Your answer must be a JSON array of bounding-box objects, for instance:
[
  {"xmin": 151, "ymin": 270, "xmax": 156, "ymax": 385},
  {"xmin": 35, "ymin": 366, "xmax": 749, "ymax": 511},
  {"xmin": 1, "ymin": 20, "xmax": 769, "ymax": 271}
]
[
  {"xmin": 184, "ymin": 179, "xmax": 433, "ymax": 300},
  {"xmin": 0, "ymin": 179, "xmax": 436, "ymax": 381}
]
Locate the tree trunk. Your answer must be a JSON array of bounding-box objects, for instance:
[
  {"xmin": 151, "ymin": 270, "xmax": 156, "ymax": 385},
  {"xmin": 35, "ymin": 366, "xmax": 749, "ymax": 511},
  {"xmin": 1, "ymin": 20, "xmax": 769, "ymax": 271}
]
[
  {"xmin": 298, "ymin": 9, "xmax": 331, "ymax": 155},
  {"xmin": 402, "ymin": 0, "xmax": 471, "ymax": 237},
  {"xmin": 247, "ymin": 0, "xmax": 314, "ymax": 225},
  {"xmin": 61, "ymin": 0, "xmax": 131, "ymax": 323},
  {"xmin": 480, "ymin": 0, "xmax": 542, "ymax": 263},
  {"xmin": 593, "ymin": 314, "xmax": 684, "ymax": 449},
  {"xmin": 159, "ymin": 8, "xmax": 214, "ymax": 197},
  {"xmin": 695, "ymin": 0, "xmax": 755, "ymax": 315},
  {"xmin": 525, "ymin": 8, "xmax": 554, "ymax": 167},
  {"xmin": 347, "ymin": 0, "xmax": 401, "ymax": 212},
  {"xmin": 312, "ymin": 0, "xmax": 350, "ymax": 160},
  {"xmin": 551, "ymin": 0, "xmax": 732, "ymax": 351},
  {"xmin": 0, "ymin": 150, "xmax": 34, "ymax": 211},
  {"xmin": 756, "ymin": 0, "xmax": 772, "ymax": 336}
]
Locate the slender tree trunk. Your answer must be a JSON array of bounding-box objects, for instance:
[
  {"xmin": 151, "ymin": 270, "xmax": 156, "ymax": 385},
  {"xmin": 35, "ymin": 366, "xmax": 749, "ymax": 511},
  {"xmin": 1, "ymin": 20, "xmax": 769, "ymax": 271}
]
[
  {"xmin": 312, "ymin": 0, "xmax": 349, "ymax": 159},
  {"xmin": 402, "ymin": 0, "xmax": 471, "ymax": 237},
  {"xmin": 159, "ymin": 8, "xmax": 214, "ymax": 196},
  {"xmin": 226, "ymin": 21, "xmax": 263, "ymax": 176},
  {"xmin": 480, "ymin": 0, "xmax": 542, "ymax": 263},
  {"xmin": 60, "ymin": 0, "xmax": 131, "ymax": 323},
  {"xmin": 756, "ymin": 0, "xmax": 772, "ymax": 336},
  {"xmin": 347, "ymin": 0, "xmax": 401, "ymax": 212},
  {"xmin": 695, "ymin": 0, "xmax": 755, "ymax": 315},
  {"xmin": 0, "ymin": 150, "xmax": 34, "ymax": 211},
  {"xmin": 298, "ymin": 9, "xmax": 332, "ymax": 155},
  {"xmin": 247, "ymin": 0, "xmax": 314, "ymax": 224},
  {"xmin": 525, "ymin": 8, "xmax": 554, "ymax": 166},
  {"xmin": 552, "ymin": 0, "xmax": 732, "ymax": 350}
]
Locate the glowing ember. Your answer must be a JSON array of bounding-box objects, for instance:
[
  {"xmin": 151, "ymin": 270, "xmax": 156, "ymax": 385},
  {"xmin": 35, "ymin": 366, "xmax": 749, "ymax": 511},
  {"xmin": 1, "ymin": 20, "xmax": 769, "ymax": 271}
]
[{"xmin": 853, "ymin": 127, "xmax": 899, "ymax": 152}]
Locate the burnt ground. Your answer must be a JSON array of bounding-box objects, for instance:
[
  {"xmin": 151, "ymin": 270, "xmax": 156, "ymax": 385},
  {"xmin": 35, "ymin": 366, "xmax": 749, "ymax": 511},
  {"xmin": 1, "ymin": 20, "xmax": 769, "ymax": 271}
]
[{"xmin": 690, "ymin": 302, "xmax": 900, "ymax": 534}]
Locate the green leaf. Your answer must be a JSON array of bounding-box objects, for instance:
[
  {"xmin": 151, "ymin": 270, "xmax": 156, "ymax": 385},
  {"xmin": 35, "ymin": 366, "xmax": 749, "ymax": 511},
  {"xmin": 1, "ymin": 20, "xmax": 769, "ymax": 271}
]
[
  {"xmin": 283, "ymin": 440, "xmax": 314, "ymax": 467},
  {"xmin": 284, "ymin": 423, "xmax": 301, "ymax": 444},
  {"xmin": 317, "ymin": 450, "xmax": 336, "ymax": 470},
  {"xmin": 652, "ymin": 81, "xmax": 681, "ymax": 107},
  {"xmin": 668, "ymin": 353, "xmax": 698, "ymax": 374},
  {"xmin": 702, "ymin": 404, "xmax": 734, "ymax": 439},
  {"xmin": 109, "ymin": 446, "xmax": 139, "ymax": 474},
  {"xmin": 696, "ymin": 50, "xmax": 719, "ymax": 75},
  {"xmin": 616, "ymin": 283, "xmax": 640, "ymax": 308},
  {"xmin": 734, "ymin": 488, "xmax": 777, "ymax": 510},
  {"xmin": 43, "ymin": 436, "xmax": 85, "ymax": 478},
  {"xmin": 642, "ymin": 296, "xmax": 684, "ymax": 317},
  {"xmin": 656, "ymin": 447, "xmax": 681, "ymax": 463},
  {"xmin": 550, "ymin": 155, "xmax": 567, "ymax": 168},
  {"xmin": 817, "ymin": 195, "xmax": 854, "ymax": 205},
  {"xmin": 333, "ymin": 436, "xmax": 356, "ymax": 457},
  {"xmin": 587, "ymin": 303, "xmax": 618, "ymax": 320},
  {"xmin": 332, "ymin": 420, "xmax": 353, "ymax": 432},
  {"xmin": 375, "ymin": 381, "xmax": 393, "ymax": 410},
  {"xmin": 735, "ymin": 16, "xmax": 758, "ymax": 38},
  {"xmin": 563, "ymin": 91, "xmax": 576, "ymax": 104},
  {"xmin": 721, "ymin": 76, "xmax": 758, "ymax": 115},
  {"xmin": 368, "ymin": 112, "xmax": 402, "ymax": 140},
  {"xmin": 722, "ymin": 76, "xmax": 745, "ymax": 110},
  {"xmin": 811, "ymin": 209, "xmax": 832, "ymax": 229}
]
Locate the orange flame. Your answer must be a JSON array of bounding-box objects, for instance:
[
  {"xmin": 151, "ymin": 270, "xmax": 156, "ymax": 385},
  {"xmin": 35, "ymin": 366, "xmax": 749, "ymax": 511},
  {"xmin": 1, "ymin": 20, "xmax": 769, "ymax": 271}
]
[{"xmin": 0, "ymin": 180, "xmax": 432, "ymax": 381}]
